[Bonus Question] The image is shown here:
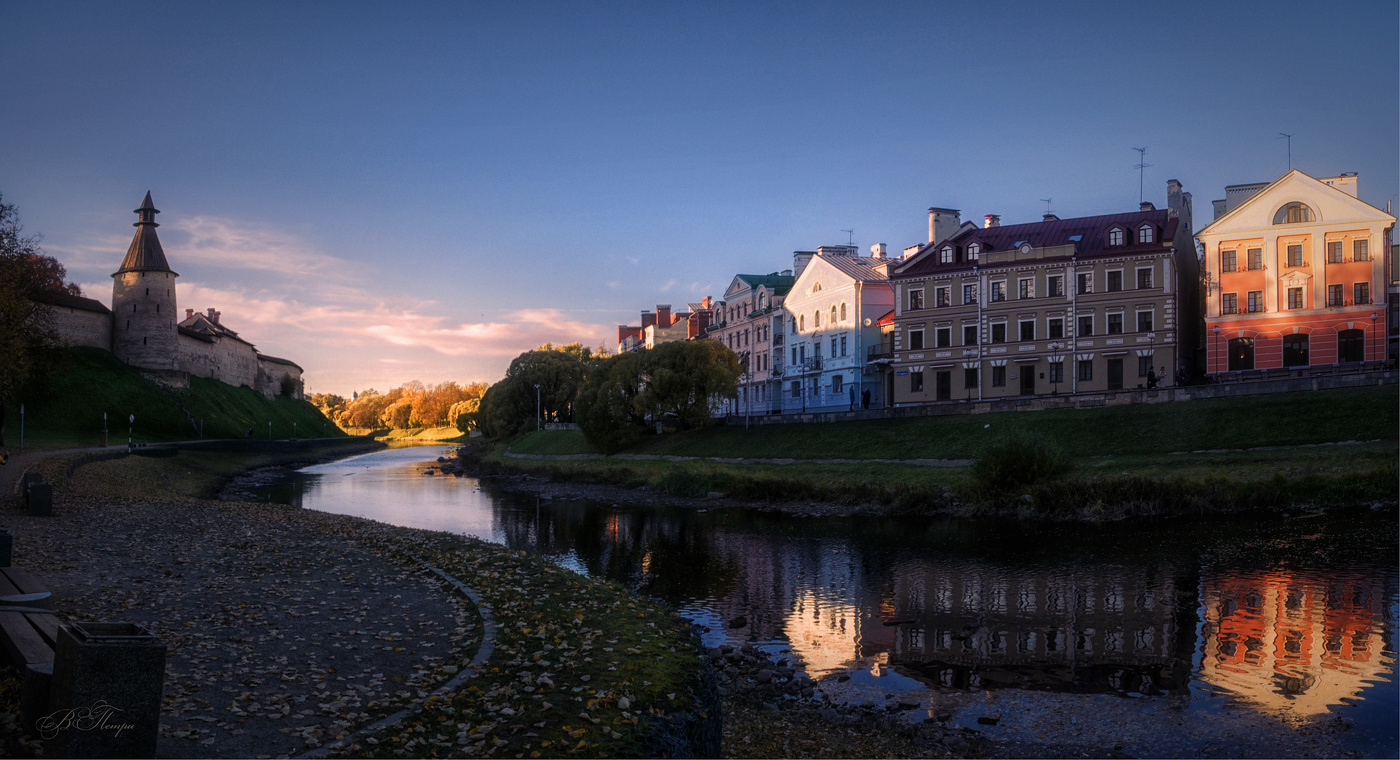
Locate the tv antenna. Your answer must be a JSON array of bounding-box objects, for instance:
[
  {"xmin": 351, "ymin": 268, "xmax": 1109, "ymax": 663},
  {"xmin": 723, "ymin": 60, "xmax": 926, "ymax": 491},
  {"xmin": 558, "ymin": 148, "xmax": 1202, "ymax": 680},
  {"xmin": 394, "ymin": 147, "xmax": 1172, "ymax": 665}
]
[
  {"xmin": 840, "ymin": 229, "xmax": 854, "ymax": 246},
  {"xmin": 1039, "ymin": 198, "xmax": 1053, "ymax": 215},
  {"xmin": 1133, "ymin": 147, "xmax": 1152, "ymax": 204},
  {"xmin": 1277, "ymin": 132, "xmax": 1293, "ymax": 169}
]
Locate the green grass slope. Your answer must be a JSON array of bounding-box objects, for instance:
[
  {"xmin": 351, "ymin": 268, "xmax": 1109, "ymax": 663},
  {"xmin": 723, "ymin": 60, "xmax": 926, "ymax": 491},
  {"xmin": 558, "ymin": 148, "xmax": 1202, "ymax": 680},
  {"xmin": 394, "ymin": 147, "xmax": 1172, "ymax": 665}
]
[
  {"xmin": 5, "ymin": 347, "xmax": 345, "ymax": 448},
  {"xmin": 509, "ymin": 385, "xmax": 1398, "ymax": 460}
]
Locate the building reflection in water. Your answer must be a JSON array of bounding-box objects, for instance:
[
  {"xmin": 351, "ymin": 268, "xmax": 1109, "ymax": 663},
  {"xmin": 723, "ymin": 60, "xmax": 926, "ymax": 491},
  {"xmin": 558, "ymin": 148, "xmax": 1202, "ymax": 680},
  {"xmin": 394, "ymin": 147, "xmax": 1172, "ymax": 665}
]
[{"xmin": 1199, "ymin": 569, "xmax": 1395, "ymax": 717}]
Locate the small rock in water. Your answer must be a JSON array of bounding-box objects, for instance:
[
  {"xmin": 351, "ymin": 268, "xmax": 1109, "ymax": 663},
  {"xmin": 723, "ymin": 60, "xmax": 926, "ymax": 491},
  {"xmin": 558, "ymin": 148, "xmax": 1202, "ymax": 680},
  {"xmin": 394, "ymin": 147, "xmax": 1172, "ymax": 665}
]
[
  {"xmin": 755, "ymin": 669, "xmax": 773, "ymax": 684},
  {"xmin": 977, "ymin": 714, "xmax": 1001, "ymax": 725},
  {"xmin": 728, "ymin": 615, "xmax": 747, "ymax": 629}
]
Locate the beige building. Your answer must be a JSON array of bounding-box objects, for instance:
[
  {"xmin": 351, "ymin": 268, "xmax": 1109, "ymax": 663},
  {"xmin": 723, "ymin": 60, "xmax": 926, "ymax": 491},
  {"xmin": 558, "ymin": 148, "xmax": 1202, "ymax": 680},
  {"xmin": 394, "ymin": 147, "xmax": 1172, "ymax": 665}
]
[
  {"xmin": 886, "ymin": 182, "xmax": 1197, "ymax": 405},
  {"xmin": 708, "ymin": 272, "xmax": 795, "ymax": 415}
]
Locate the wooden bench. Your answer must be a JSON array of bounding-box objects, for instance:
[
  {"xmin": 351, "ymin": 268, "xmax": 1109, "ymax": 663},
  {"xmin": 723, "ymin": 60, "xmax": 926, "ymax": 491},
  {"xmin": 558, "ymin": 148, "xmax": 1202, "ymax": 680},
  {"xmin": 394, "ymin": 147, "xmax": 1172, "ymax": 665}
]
[
  {"xmin": 0, "ymin": 566, "xmax": 52, "ymax": 608},
  {"xmin": 0, "ymin": 604, "xmax": 64, "ymax": 737}
]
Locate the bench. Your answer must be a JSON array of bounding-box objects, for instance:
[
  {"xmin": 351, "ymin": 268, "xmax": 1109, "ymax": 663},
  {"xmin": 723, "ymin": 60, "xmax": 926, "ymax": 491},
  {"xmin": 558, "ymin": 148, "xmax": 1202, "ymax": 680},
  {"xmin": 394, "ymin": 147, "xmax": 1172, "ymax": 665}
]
[
  {"xmin": 0, "ymin": 604, "xmax": 63, "ymax": 739},
  {"xmin": 0, "ymin": 566, "xmax": 52, "ymax": 608}
]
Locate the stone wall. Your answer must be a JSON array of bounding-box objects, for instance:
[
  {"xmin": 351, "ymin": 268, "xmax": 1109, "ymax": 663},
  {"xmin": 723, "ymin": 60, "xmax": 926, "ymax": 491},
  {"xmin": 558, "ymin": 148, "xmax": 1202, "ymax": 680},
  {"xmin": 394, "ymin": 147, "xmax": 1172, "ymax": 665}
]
[
  {"xmin": 112, "ymin": 270, "xmax": 181, "ymax": 370},
  {"xmin": 48, "ymin": 306, "xmax": 111, "ymax": 350},
  {"xmin": 176, "ymin": 333, "xmax": 260, "ymax": 389},
  {"xmin": 728, "ymin": 368, "xmax": 1396, "ymax": 426},
  {"xmin": 256, "ymin": 357, "xmax": 303, "ymax": 399}
]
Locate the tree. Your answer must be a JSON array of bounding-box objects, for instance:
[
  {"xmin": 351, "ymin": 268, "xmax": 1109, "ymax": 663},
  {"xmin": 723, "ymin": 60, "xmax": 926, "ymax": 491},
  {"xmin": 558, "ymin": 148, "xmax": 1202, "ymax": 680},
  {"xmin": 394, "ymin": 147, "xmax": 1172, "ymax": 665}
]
[
  {"xmin": 0, "ymin": 194, "xmax": 78, "ymax": 453},
  {"xmin": 476, "ymin": 349, "xmax": 590, "ymax": 439}
]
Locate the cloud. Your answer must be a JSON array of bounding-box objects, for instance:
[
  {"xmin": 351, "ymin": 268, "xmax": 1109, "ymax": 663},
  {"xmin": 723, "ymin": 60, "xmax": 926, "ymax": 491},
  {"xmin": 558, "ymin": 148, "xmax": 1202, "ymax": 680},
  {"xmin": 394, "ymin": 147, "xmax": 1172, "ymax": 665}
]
[{"xmin": 169, "ymin": 216, "xmax": 361, "ymax": 281}]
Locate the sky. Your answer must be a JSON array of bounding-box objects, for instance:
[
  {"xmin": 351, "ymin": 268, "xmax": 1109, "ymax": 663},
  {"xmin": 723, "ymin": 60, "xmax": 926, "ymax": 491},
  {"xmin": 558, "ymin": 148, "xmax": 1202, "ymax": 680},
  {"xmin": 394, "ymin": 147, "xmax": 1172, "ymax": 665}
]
[{"xmin": 2, "ymin": 0, "xmax": 1395, "ymax": 396}]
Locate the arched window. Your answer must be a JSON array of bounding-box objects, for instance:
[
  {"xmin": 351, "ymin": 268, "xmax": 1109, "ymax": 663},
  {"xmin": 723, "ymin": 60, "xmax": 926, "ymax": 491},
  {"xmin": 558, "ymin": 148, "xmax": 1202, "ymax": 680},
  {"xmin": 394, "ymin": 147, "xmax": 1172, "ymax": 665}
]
[
  {"xmin": 1273, "ymin": 202, "xmax": 1315, "ymax": 224},
  {"xmin": 813, "ymin": 282, "xmax": 823, "ymax": 292},
  {"xmin": 1228, "ymin": 337, "xmax": 1254, "ymax": 371},
  {"xmin": 840, "ymin": 302, "xmax": 847, "ymax": 321},
  {"xmin": 1108, "ymin": 227, "xmax": 1124, "ymax": 246},
  {"xmin": 1138, "ymin": 224, "xmax": 1154, "ymax": 244},
  {"xmin": 1338, "ymin": 329, "xmax": 1365, "ymax": 362},
  {"xmin": 813, "ymin": 310, "xmax": 821, "ymax": 328},
  {"xmin": 830, "ymin": 305, "xmax": 837, "ymax": 324},
  {"xmin": 799, "ymin": 315, "xmax": 804, "ymax": 331},
  {"xmin": 966, "ymin": 243, "xmax": 980, "ymax": 260},
  {"xmin": 940, "ymin": 246, "xmax": 953, "ymax": 264},
  {"xmin": 1282, "ymin": 334, "xmax": 1309, "ymax": 367},
  {"xmin": 758, "ymin": 292, "xmax": 765, "ymax": 309}
]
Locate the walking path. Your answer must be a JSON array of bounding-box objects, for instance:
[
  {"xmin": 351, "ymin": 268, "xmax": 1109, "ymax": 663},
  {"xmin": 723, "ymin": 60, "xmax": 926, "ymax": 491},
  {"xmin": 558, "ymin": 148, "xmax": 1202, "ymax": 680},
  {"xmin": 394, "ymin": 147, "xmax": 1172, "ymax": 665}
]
[{"xmin": 502, "ymin": 451, "xmax": 977, "ymax": 467}]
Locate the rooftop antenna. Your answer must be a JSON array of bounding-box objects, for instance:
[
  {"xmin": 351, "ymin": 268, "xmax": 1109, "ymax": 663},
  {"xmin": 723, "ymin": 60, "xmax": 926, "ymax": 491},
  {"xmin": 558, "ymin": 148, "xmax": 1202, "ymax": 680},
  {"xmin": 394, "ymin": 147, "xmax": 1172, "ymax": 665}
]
[
  {"xmin": 1133, "ymin": 147, "xmax": 1151, "ymax": 204},
  {"xmin": 840, "ymin": 228, "xmax": 855, "ymax": 246},
  {"xmin": 1277, "ymin": 132, "xmax": 1293, "ymax": 170},
  {"xmin": 1039, "ymin": 198, "xmax": 1053, "ymax": 215}
]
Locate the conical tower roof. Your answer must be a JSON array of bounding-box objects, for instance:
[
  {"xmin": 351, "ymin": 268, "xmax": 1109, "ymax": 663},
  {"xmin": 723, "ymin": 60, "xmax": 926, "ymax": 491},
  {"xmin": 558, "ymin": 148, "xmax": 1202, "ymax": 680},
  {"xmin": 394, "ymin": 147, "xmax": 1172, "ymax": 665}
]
[{"xmin": 114, "ymin": 191, "xmax": 177, "ymax": 276}]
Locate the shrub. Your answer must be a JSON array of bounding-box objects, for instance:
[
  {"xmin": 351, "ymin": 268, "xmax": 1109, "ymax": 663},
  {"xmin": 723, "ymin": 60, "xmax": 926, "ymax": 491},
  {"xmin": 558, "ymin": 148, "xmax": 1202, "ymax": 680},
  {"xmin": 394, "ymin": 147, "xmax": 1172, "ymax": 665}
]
[{"xmin": 971, "ymin": 432, "xmax": 1072, "ymax": 493}]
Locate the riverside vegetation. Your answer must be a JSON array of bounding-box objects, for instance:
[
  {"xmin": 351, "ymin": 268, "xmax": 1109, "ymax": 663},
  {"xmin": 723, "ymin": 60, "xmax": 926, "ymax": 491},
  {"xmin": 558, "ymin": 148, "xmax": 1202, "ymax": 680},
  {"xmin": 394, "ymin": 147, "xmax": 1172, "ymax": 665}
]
[{"xmin": 479, "ymin": 385, "xmax": 1398, "ymax": 520}]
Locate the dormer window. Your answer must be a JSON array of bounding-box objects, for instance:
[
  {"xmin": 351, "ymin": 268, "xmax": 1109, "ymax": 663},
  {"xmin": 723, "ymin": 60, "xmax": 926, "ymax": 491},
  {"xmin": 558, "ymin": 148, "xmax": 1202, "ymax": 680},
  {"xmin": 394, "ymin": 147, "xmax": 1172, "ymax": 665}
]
[
  {"xmin": 966, "ymin": 243, "xmax": 980, "ymax": 260},
  {"xmin": 1107, "ymin": 227, "xmax": 1124, "ymax": 246},
  {"xmin": 1138, "ymin": 224, "xmax": 1154, "ymax": 243},
  {"xmin": 1273, "ymin": 202, "xmax": 1315, "ymax": 224},
  {"xmin": 939, "ymin": 246, "xmax": 953, "ymax": 264}
]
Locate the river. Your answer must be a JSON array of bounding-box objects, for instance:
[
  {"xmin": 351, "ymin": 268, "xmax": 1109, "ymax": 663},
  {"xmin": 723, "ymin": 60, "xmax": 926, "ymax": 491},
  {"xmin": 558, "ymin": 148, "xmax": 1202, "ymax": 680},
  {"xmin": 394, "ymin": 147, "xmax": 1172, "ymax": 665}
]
[{"xmin": 250, "ymin": 444, "xmax": 1399, "ymax": 757}]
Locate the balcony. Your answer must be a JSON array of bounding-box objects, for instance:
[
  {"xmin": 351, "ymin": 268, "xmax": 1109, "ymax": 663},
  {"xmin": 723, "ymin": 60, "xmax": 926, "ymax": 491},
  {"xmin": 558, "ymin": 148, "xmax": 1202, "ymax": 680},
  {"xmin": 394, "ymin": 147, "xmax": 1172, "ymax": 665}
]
[
  {"xmin": 784, "ymin": 357, "xmax": 823, "ymax": 376},
  {"xmin": 867, "ymin": 343, "xmax": 894, "ymax": 362}
]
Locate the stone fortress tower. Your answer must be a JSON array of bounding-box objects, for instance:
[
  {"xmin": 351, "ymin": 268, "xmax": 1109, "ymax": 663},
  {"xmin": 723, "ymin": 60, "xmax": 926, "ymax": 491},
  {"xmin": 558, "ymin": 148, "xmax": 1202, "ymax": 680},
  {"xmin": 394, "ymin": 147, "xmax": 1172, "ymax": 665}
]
[{"xmin": 111, "ymin": 192, "xmax": 180, "ymax": 370}]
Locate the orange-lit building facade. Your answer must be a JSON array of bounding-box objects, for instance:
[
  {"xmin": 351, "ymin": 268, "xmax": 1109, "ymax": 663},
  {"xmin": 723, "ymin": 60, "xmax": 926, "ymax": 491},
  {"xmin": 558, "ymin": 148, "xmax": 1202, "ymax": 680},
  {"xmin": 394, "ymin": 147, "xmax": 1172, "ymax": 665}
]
[{"xmin": 1197, "ymin": 170, "xmax": 1395, "ymax": 373}]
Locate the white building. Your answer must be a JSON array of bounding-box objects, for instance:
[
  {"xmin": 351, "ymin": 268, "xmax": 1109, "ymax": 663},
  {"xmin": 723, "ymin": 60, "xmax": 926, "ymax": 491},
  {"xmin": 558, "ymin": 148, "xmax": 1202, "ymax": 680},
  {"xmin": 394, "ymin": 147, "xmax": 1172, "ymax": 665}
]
[{"xmin": 779, "ymin": 245, "xmax": 896, "ymax": 412}]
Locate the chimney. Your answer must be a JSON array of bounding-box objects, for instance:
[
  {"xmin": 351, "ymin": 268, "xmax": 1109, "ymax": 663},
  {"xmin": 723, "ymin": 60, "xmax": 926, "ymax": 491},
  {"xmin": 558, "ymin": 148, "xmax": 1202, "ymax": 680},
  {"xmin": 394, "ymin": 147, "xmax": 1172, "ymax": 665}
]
[
  {"xmin": 928, "ymin": 208, "xmax": 960, "ymax": 244},
  {"xmin": 701, "ymin": 295, "xmax": 712, "ymax": 310},
  {"xmin": 206, "ymin": 308, "xmax": 221, "ymax": 324},
  {"xmin": 641, "ymin": 310, "xmax": 656, "ymax": 330},
  {"xmin": 1042, "ymin": 213, "xmax": 1059, "ymax": 222},
  {"xmin": 870, "ymin": 243, "xmax": 887, "ymax": 259},
  {"xmin": 792, "ymin": 251, "xmax": 815, "ymax": 279},
  {"xmin": 984, "ymin": 214, "xmax": 1000, "ymax": 228},
  {"xmin": 903, "ymin": 244, "xmax": 921, "ymax": 259},
  {"xmin": 1140, "ymin": 201, "xmax": 1156, "ymax": 211},
  {"xmin": 185, "ymin": 308, "xmax": 194, "ymax": 319},
  {"xmin": 656, "ymin": 304, "xmax": 672, "ymax": 326},
  {"xmin": 780, "ymin": 269, "xmax": 792, "ymax": 276}
]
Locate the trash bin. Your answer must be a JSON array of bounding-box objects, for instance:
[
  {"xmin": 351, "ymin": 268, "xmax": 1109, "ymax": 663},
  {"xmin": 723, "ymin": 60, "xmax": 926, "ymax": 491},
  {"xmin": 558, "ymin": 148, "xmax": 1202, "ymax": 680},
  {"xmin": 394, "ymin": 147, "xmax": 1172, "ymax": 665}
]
[{"xmin": 46, "ymin": 622, "xmax": 167, "ymax": 758}]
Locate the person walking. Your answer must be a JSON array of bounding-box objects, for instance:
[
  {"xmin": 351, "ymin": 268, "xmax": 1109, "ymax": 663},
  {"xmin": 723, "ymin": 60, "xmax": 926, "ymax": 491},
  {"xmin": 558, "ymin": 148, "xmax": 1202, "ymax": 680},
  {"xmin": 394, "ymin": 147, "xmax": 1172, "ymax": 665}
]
[
  {"xmin": 1147, "ymin": 367, "xmax": 1158, "ymax": 388},
  {"xmin": 848, "ymin": 385, "xmax": 855, "ymax": 411}
]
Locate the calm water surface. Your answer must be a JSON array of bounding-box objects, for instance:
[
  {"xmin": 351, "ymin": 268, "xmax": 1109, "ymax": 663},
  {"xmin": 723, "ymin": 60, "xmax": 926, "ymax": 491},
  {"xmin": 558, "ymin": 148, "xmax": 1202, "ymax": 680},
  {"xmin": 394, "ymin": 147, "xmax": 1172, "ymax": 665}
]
[{"xmin": 253, "ymin": 445, "xmax": 1399, "ymax": 757}]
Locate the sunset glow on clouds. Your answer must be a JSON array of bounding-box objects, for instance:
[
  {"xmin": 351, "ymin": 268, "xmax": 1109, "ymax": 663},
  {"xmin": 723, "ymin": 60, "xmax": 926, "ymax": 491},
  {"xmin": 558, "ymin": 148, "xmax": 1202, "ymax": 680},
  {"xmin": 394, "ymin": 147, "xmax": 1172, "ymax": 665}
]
[{"xmin": 70, "ymin": 216, "xmax": 615, "ymax": 395}]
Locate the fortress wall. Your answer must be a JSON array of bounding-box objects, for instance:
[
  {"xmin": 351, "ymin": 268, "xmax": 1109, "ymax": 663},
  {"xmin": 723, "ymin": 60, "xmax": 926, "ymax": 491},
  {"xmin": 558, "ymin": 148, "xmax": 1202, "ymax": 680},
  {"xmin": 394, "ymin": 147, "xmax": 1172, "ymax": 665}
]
[
  {"xmin": 49, "ymin": 306, "xmax": 112, "ymax": 350},
  {"xmin": 112, "ymin": 271, "xmax": 180, "ymax": 370},
  {"xmin": 257, "ymin": 358, "xmax": 303, "ymax": 399},
  {"xmin": 177, "ymin": 333, "xmax": 260, "ymax": 389}
]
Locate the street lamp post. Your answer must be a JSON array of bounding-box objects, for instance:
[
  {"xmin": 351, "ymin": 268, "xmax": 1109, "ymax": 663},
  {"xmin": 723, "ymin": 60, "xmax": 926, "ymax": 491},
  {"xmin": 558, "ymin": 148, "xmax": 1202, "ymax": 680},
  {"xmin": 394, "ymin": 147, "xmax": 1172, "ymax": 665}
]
[
  {"xmin": 1048, "ymin": 342, "xmax": 1062, "ymax": 395},
  {"xmin": 1370, "ymin": 312, "xmax": 1378, "ymax": 364},
  {"xmin": 534, "ymin": 384, "xmax": 541, "ymax": 431},
  {"xmin": 1211, "ymin": 325, "xmax": 1221, "ymax": 376}
]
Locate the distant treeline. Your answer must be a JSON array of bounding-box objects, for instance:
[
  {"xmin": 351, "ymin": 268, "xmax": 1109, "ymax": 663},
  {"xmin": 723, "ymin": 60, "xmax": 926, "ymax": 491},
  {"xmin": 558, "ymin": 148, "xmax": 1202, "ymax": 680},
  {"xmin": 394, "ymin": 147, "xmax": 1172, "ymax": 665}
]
[{"xmin": 311, "ymin": 380, "xmax": 488, "ymax": 432}]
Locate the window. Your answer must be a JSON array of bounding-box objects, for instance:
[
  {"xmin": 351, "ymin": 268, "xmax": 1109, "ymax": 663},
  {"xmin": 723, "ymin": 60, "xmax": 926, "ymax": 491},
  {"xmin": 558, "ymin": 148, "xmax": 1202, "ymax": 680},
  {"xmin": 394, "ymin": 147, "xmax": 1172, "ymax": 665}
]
[
  {"xmin": 1137, "ymin": 311, "xmax": 1153, "ymax": 332},
  {"xmin": 1221, "ymin": 250, "xmax": 1237, "ymax": 272},
  {"xmin": 909, "ymin": 289, "xmax": 924, "ymax": 310},
  {"xmin": 840, "ymin": 302, "xmax": 847, "ymax": 321},
  {"xmin": 964, "ymin": 368, "xmax": 979, "ymax": 388},
  {"xmin": 1019, "ymin": 321, "xmax": 1035, "ymax": 341},
  {"xmin": 1354, "ymin": 239, "xmax": 1370, "ymax": 261},
  {"xmin": 791, "ymin": 381, "xmax": 801, "ymax": 399},
  {"xmin": 1138, "ymin": 224, "xmax": 1154, "ymax": 243},
  {"xmin": 936, "ymin": 327, "xmax": 951, "ymax": 348},
  {"xmin": 1138, "ymin": 356, "xmax": 1152, "ymax": 377},
  {"xmin": 1222, "ymin": 293, "xmax": 1239, "ymax": 314},
  {"xmin": 1328, "ymin": 284, "xmax": 1344, "ymax": 307},
  {"xmin": 1048, "ymin": 275, "xmax": 1064, "ymax": 297},
  {"xmin": 1228, "ymin": 337, "xmax": 1254, "ymax": 370},
  {"xmin": 1285, "ymin": 244, "xmax": 1304, "ymax": 267},
  {"xmin": 813, "ymin": 310, "xmax": 821, "ymax": 328},
  {"xmin": 1282, "ymin": 334, "xmax": 1309, "ymax": 367},
  {"xmin": 1019, "ymin": 278, "xmax": 1035, "ymax": 299},
  {"xmin": 962, "ymin": 284, "xmax": 977, "ymax": 304},
  {"xmin": 935, "ymin": 287, "xmax": 950, "ymax": 307},
  {"xmin": 1077, "ymin": 273, "xmax": 1092, "ymax": 294},
  {"xmin": 991, "ymin": 281, "xmax": 1007, "ymax": 302},
  {"xmin": 1077, "ymin": 315, "xmax": 1093, "ymax": 336},
  {"xmin": 831, "ymin": 337, "xmax": 837, "ymax": 356},
  {"xmin": 991, "ymin": 323, "xmax": 1007, "ymax": 343},
  {"xmin": 1327, "ymin": 241, "xmax": 1343, "ymax": 264},
  {"xmin": 1287, "ymin": 287, "xmax": 1303, "ymax": 309},
  {"xmin": 1048, "ymin": 362, "xmax": 1063, "ymax": 384},
  {"xmin": 967, "ymin": 243, "xmax": 980, "ymax": 260},
  {"xmin": 1247, "ymin": 291, "xmax": 1263, "ymax": 312},
  {"xmin": 1137, "ymin": 268, "xmax": 1153, "ymax": 289},
  {"xmin": 963, "ymin": 325, "xmax": 978, "ymax": 345},
  {"xmin": 1355, "ymin": 282, "xmax": 1370, "ymax": 305},
  {"xmin": 1077, "ymin": 360, "xmax": 1093, "ymax": 381},
  {"xmin": 832, "ymin": 375, "xmax": 843, "ymax": 394},
  {"xmin": 1107, "ymin": 313, "xmax": 1123, "ymax": 334},
  {"xmin": 992, "ymin": 366, "xmax": 1006, "ymax": 386},
  {"xmin": 813, "ymin": 341, "xmax": 821, "ymax": 359},
  {"xmin": 791, "ymin": 347, "xmax": 797, "ymax": 364},
  {"xmin": 1273, "ymin": 202, "xmax": 1314, "ymax": 224},
  {"xmin": 1247, "ymin": 248, "xmax": 1263, "ymax": 270},
  {"xmin": 939, "ymin": 246, "xmax": 953, "ymax": 264},
  {"xmin": 829, "ymin": 306, "xmax": 837, "ymax": 325},
  {"xmin": 911, "ymin": 371, "xmax": 924, "ymax": 392},
  {"xmin": 1048, "ymin": 318, "xmax": 1064, "ymax": 339},
  {"xmin": 799, "ymin": 315, "xmax": 804, "ymax": 331},
  {"xmin": 1108, "ymin": 228, "xmax": 1124, "ymax": 246},
  {"xmin": 1338, "ymin": 329, "xmax": 1365, "ymax": 362},
  {"xmin": 909, "ymin": 329, "xmax": 924, "ymax": 350},
  {"xmin": 1107, "ymin": 271, "xmax": 1123, "ymax": 292}
]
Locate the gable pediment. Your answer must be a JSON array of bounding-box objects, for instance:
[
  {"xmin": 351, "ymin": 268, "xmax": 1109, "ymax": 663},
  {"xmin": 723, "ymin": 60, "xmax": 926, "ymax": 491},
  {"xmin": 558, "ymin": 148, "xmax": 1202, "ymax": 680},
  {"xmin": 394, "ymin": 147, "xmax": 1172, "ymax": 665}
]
[
  {"xmin": 1279, "ymin": 270, "xmax": 1312, "ymax": 287},
  {"xmin": 1200, "ymin": 170, "xmax": 1396, "ymax": 237}
]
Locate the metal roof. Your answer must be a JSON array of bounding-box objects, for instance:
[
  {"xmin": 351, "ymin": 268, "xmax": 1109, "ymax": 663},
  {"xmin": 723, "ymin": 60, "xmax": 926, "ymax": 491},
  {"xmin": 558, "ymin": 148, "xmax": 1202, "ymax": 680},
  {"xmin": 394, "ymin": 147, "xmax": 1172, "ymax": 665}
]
[{"xmin": 114, "ymin": 192, "xmax": 177, "ymax": 276}]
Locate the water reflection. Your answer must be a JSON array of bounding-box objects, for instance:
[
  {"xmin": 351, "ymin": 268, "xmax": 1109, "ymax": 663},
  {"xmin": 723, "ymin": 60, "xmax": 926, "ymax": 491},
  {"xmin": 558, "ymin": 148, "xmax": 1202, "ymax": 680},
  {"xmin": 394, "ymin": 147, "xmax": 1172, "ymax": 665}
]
[{"xmin": 255, "ymin": 446, "xmax": 1398, "ymax": 753}]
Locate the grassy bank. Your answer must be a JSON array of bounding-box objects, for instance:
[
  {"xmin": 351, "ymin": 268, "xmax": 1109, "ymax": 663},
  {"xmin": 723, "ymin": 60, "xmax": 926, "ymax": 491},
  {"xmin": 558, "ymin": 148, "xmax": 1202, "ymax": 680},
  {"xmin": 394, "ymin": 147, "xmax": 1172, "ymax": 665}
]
[
  {"xmin": 488, "ymin": 386, "xmax": 1399, "ymax": 519},
  {"xmin": 4, "ymin": 346, "xmax": 344, "ymax": 450}
]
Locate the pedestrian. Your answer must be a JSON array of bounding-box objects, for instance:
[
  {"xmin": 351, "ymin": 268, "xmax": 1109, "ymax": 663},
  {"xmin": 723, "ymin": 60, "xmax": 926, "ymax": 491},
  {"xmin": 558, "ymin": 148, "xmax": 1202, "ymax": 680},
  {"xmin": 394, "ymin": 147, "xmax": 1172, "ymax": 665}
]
[
  {"xmin": 848, "ymin": 385, "xmax": 855, "ymax": 410},
  {"xmin": 1147, "ymin": 367, "xmax": 1158, "ymax": 388},
  {"xmin": 861, "ymin": 388, "xmax": 871, "ymax": 409}
]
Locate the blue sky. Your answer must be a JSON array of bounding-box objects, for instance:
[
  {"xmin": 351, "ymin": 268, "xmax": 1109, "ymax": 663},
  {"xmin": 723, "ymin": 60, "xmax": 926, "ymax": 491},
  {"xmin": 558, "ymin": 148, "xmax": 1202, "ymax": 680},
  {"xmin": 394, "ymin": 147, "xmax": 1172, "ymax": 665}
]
[{"xmin": 3, "ymin": 0, "xmax": 1395, "ymax": 394}]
